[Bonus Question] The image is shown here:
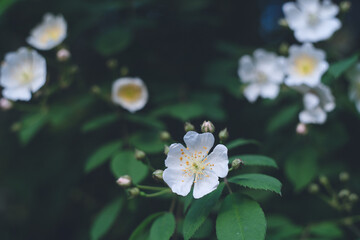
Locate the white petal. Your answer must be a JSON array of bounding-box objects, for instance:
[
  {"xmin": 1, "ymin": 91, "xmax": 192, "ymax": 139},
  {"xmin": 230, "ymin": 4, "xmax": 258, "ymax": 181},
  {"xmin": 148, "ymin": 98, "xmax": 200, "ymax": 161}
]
[
  {"xmin": 243, "ymin": 84, "xmax": 260, "ymax": 102},
  {"xmin": 299, "ymin": 107, "xmax": 327, "ymax": 124},
  {"xmin": 163, "ymin": 168, "xmax": 194, "ymax": 197},
  {"xmin": 283, "ymin": 2, "xmax": 306, "ymax": 29},
  {"xmin": 319, "ymin": 0, "xmax": 339, "ymax": 18},
  {"xmin": 298, "ymin": 0, "xmax": 320, "ymax": 12},
  {"xmin": 205, "ymin": 144, "xmax": 229, "ymax": 178},
  {"xmin": 260, "ymin": 83, "xmax": 280, "ymax": 99},
  {"xmin": 164, "ymin": 143, "xmax": 189, "ymax": 169},
  {"xmin": 2, "ymin": 88, "xmax": 32, "ymax": 101},
  {"xmin": 183, "ymin": 131, "xmax": 214, "ymax": 153},
  {"xmin": 304, "ymin": 93, "xmax": 320, "ymax": 109},
  {"xmin": 238, "ymin": 55, "xmax": 256, "ymax": 83},
  {"xmin": 314, "ymin": 83, "xmax": 335, "ymax": 112},
  {"xmin": 193, "ymin": 171, "xmax": 219, "ymax": 199}
]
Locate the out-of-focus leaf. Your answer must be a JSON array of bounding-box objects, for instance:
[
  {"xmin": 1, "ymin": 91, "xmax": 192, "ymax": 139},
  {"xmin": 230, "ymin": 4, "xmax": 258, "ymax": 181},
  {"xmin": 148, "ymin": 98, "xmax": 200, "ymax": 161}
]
[
  {"xmin": 129, "ymin": 130, "xmax": 165, "ymax": 154},
  {"xmin": 94, "ymin": 27, "xmax": 133, "ymax": 56},
  {"xmin": 328, "ymin": 54, "xmax": 358, "ymax": 79},
  {"xmin": 124, "ymin": 114, "xmax": 165, "ymax": 129},
  {"xmin": 229, "ymin": 173, "xmax": 282, "ymax": 195},
  {"xmin": 216, "ymin": 193, "xmax": 266, "ymax": 240},
  {"xmin": 0, "ymin": 0, "xmax": 17, "ymax": 17},
  {"xmin": 229, "ymin": 154, "xmax": 278, "ymax": 168},
  {"xmin": 149, "ymin": 212, "xmax": 176, "ymax": 240},
  {"xmin": 85, "ymin": 140, "xmax": 123, "ymax": 173},
  {"xmin": 82, "ymin": 113, "xmax": 119, "ymax": 132},
  {"xmin": 19, "ymin": 112, "xmax": 48, "ymax": 145},
  {"xmin": 215, "ymin": 41, "xmax": 255, "ymax": 58},
  {"xmin": 151, "ymin": 103, "xmax": 205, "ymax": 121},
  {"xmin": 183, "ymin": 183, "xmax": 224, "ymax": 240},
  {"xmin": 182, "ymin": 191, "xmax": 193, "ymax": 214},
  {"xmin": 267, "ymin": 104, "xmax": 300, "ymax": 133},
  {"xmin": 129, "ymin": 212, "xmax": 165, "ymax": 240},
  {"xmin": 110, "ymin": 151, "xmax": 148, "ymax": 184},
  {"xmin": 309, "ymin": 222, "xmax": 343, "ymax": 238},
  {"xmin": 267, "ymin": 215, "xmax": 303, "ymax": 240},
  {"xmin": 90, "ymin": 197, "xmax": 123, "ymax": 240},
  {"xmin": 226, "ymin": 138, "xmax": 259, "ymax": 150}
]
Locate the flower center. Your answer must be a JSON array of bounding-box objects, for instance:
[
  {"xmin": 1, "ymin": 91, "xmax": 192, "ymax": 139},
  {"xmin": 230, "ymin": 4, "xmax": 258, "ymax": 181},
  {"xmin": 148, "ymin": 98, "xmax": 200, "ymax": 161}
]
[
  {"xmin": 294, "ymin": 55, "xmax": 317, "ymax": 76},
  {"xmin": 117, "ymin": 84, "xmax": 143, "ymax": 103},
  {"xmin": 256, "ymin": 71, "xmax": 268, "ymax": 83},
  {"xmin": 40, "ymin": 26, "xmax": 62, "ymax": 44},
  {"xmin": 20, "ymin": 71, "xmax": 34, "ymax": 84},
  {"xmin": 307, "ymin": 13, "xmax": 319, "ymax": 26}
]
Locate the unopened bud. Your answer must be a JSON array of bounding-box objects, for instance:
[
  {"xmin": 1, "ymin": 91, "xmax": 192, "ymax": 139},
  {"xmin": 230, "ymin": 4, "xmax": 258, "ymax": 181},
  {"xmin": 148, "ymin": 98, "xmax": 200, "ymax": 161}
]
[
  {"xmin": 308, "ymin": 183, "xmax": 319, "ymax": 194},
  {"xmin": 339, "ymin": 189, "xmax": 350, "ymax": 198},
  {"xmin": 106, "ymin": 59, "xmax": 118, "ymax": 69},
  {"xmin": 57, "ymin": 48, "xmax": 71, "ymax": 62},
  {"xmin": 349, "ymin": 193, "xmax": 358, "ymax": 202},
  {"xmin": 201, "ymin": 121, "xmax": 215, "ymax": 133},
  {"xmin": 231, "ymin": 159, "xmax": 243, "ymax": 170},
  {"xmin": 120, "ymin": 66, "xmax": 129, "ymax": 76},
  {"xmin": 160, "ymin": 131, "xmax": 171, "ymax": 141},
  {"xmin": 279, "ymin": 42, "xmax": 289, "ymax": 55},
  {"xmin": 135, "ymin": 149, "xmax": 146, "ymax": 160},
  {"xmin": 319, "ymin": 175, "xmax": 329, "ymax": 186},
  {"xmin": 11, "ymin": 122, "xmax": 22, "ymax": 132},
  {"xmin": 296, "ymin": 123, "xmax": 308, "ymax": 135},
  {"xmin": 116, "ymin": 175, "xmax": 132, "ymax": 188},
  {"xmin": 339, "ymin": 172, "xmax": 350, "ymax": 182},
  {"xmin": 164, "ymin": 145, "xmax": 169, "ymax": 155},
  {"xmin": 278, "ymin": 18, "xmax": 288, "ymax": 27},
  {"xmin": 219, "ymin": 128, "xmax": 229, "ymax": 142},
  {"xmin": 0, "ymin": 98, "xmax": 12, "ymax": 110},
  {"xmin": 340, "ymin": 1, "xmax": 351, "ymax": 13},
  {"xmin": 127, "ymin": 187, "xmax": 140, "ymax": 198},
  {"xmin": 152, "ymin": 169, "xmax": 164, "ymax": 181},
  {"xmin": 184, "ymin": 122, "xmax": 195, "ymax": 132},
  {"xmin": 91, "ymin": 85, "xmax": 101, "ymax": 94}
]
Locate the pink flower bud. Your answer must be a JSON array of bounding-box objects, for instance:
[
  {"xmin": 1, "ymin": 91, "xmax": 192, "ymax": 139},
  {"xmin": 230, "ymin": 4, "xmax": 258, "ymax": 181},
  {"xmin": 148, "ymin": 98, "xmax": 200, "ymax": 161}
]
[
  {"xmin": 57, "ymin": 48, "xmax": 71, "ymax": 62},
  {"xmin": 296, "ymin": 123, "xmax": 307, "ymax": 135},
  {"xmin": 116, "ymin": 175, "xmax": 132, "ymax": 188},
  {"xmin": 0, "ymin": 98, "xmax": 12, "ymax": 110}
]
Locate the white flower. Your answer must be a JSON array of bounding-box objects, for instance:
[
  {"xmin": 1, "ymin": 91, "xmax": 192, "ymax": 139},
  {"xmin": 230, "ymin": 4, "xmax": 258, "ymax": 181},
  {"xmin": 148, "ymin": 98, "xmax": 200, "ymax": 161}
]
[
  {"xmin": 111, "ymin": 77, "xmax": 148, "ymax": 113},
  {"xmin": 347, "ymin": 63, "xmax": 360, "ymax": 112},
  {"xmin": 0, "ymin": 47, "xmax": 46, "ymax": 101},
  {"xmin": 283, "ymin": 0, "xmax": 341, "ymax": 43},
  {"xmin": 27, "ymin": 13, "xmax": 67, "ymax": 50},
  {"xmin": 163, "ymin": 131, "xmax": 229, "ymax": 199},
  {"xmin": 238, "ymin": 49, "xmax": 285, "ymax": 102},
  {"xmin": 293, "ymin": 83, "xmax": 335, "ymax": 124},
  {"xmin": 285, "ymin": 43, "xmax": 328, "ymax": 87}
]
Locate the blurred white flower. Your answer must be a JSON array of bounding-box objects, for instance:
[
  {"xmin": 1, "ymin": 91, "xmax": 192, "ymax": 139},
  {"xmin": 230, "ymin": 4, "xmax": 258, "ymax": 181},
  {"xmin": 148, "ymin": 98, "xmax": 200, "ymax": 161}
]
[
  {"xmin": 238, "ymin": 49, "xmax": 285, "ymax": 102},
  {"xmin": 294, "ymin": 83, "xmax": 335, "ymax": 124},
  {"xmin": 163, "ymin": 131, "xmax": 229, "ymax": 199},
  {"xmin": 0, "ymin": 47, "xmax": 46, "ymax": 101},
  {"xmin": 285, "ymin": 43, "xmax": 328, "ymax": 87},
  {"xmin": 111, "ymin": 77, "xmax": 148, "ymax": 113},
  {"xmin": 27, "ymin": 13, "xmax": 67, "ymax": 50},
  {"xmin": 347, "ymin": 63, "xmax": 360, "ymax": 112},
  {"xmin": 283, "ymin": 0, "xmax": 341, "ymax": 43}
]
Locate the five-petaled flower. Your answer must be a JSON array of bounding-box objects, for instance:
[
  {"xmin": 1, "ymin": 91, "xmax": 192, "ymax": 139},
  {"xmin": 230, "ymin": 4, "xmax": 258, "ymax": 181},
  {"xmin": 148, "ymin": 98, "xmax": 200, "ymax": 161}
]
[
  {"xmin": 163, "ymin": 131, "xmax": 229, "ymax": 199},
  {"xmin": 283, "ymin": 0, "xmax": 341, "ymax": 43}
]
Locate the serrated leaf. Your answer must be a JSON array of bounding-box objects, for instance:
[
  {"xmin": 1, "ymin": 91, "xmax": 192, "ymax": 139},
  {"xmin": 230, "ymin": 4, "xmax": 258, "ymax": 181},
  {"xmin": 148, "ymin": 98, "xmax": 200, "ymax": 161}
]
[
  {"xmin": 110, "ymin": 151, "xmax": 148, "ymax": 184},
  {"xmin": 216, "ymin": 193, "xmax": 266, "ymax": 240},
  {"xmin": 230, "ymin": 155, "xmax": 278, "ymax": 168},
  {"xmin": 94, "ymin": 27, "xmax": 132, "ymax": 56},
  {"xmin": 183, "ymin": 183, "xmax": 225, "ymax": 240},
  {"xmin": 229, "ymin": 174, "xmax": 282, "ymax": 195},
  {"xmin": 129, "ymin": 212, "xmax": 165, "ymax": 240},
  {"xmin": 90, "ymin": 198, "xmax": 123, "ymax": 240},
  {"xmin": 149, "ymin": 213, "xmax": 176, "ymax": 240},
  {"xmin": 19, "ymin": 112, "xmax": 48, "ymax": 145},
  {"xmin": 309, "ymin": 222, "xmax": 343, "ymax": 238},
  {"xmin": 226, "ymin": 138, "xmax": 259, "ymax": 150},
  {"xmin": 85, "ymin": 140, "xmax": 123, "ymax": 173},
  {"xmin": 82, "ymin": 113, "xmax": 119, "ymax": 132}
]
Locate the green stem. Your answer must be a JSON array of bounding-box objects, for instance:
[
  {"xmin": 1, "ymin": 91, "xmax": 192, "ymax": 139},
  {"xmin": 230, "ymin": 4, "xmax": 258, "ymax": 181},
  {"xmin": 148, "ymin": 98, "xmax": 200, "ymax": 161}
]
[
  {"xmin": 145, "ymin": 157, "xmax": 155, "ymax": 172},
  {"xmin": 141, "ymin": 189, "xmax": 172, "ymax": 198},
  {"xmin": 136, "ymin": 185, "xmax": 168, "ymax": 191},
  {"xmin": 224, "ymin": 178, "xmax": 233, "ymax": 194}
]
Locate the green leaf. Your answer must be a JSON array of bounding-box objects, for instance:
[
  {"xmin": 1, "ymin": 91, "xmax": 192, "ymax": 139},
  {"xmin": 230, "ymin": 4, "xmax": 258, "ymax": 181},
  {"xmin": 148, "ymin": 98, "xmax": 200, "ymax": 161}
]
[
  {"xmin": 82, "ymin": 114, "xmax": 119, "ymax": 132},
  {"xmin": 183, "ymin": 183, "xmax": 224, "ymax": 240},
  {"xmin": 0, "ymin": 0, "xmax": 17, "ymax": 18},
  {"xmin": 85, "ymin": 140, "xmax": 123, "ymax": 173},
  {"xmin": 230, "ymin": 155, "xmax": 278, "ymax": 168},
  {"xmin": 309, "ymin": 222, "xmax": 343, "ymax": 238},
  {"xmin": 129, "ymin": 212, "xmax": 165, "ymax": 240},
  {"xmin": 110, "ymin": 151, "xmax": 148, "ymax": 184},
  {"xmin": 267, "ymin": 104, "xmax": 300, "ymax": 133},
  {"xmin": 151, "ymin": 103, "xmax": 205, "ymax": 121},
  {"xmin": 149, "ymin": 213, "xmax": 176, "ymax": 240},
  {"xmin": 192, "ymin": 219, "xmax": 213, "ymax": 239},
  {"xmin": 216, "ymin": 193, "xmax": 266, "ymax": 240},
  {"xmin": 182, "ymin": 191, "xmax": 193, "ymax": 214},
  {"xmin": 19, "ymin": 112, "xmax": 48, "ymax": 145},
  {"xmin": 90, "ymin": 198, "xmax": 123, "ymax": 240},
  {"xmin": 94, "ymin": 27, "xmax": 133, "ymax": 56},
  {"xmin": 229, "ymin": 173, "xmax": 282, "ymax": 195},
  {"xmin": 129, "ymin": 131, "xmax": 164, "ymax": 154},
  {"xmin": 226, "ymin": 138, "xmax": 259, "ymax": 150},
  {"xmin": 328, "ymin": 54, "xmax": 358, "ymax": 79},
  {"xmin": 124, "ymin": 114, "xmax": 165, "ymax": 129}
]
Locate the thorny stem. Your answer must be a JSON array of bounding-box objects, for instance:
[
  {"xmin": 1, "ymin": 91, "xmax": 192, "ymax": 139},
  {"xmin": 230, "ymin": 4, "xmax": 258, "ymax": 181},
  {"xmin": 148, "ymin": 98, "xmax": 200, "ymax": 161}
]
[
  {"xmin": 140, "ymin": 189, "xmax": 171, "ymax": 198},
  {"xmin": 224, "ymin": 178, "xmax": 233, "ymax": 194},
  {"xmin": 136, "ymin": 185, "xmax": 168, "ymax": 191}
]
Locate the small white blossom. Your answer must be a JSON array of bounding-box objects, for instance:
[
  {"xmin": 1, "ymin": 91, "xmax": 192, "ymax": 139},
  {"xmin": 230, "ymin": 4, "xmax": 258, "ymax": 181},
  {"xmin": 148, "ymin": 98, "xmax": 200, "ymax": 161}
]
[
  {"xmin": 27, "ymin": 13, "xmax": 67, "ymax": 50},
  {"xmin": 347, "ymin": 63, "xmax": 360, "ymax": 112},
  {"xmin": 238, "ymin": 49, "xmax": 285, "ymax": 102},
  {"xmin": 293, "ymin": 83, "xmax": 335, "ymax": 124},
  {"xmin": 283, "ymin": 0, "xmax": 341, "ymax": 43},
  {"xmin": 285, "ymin": 43, "xmax": 328, "ymax": 87},
  {"xmin": 0, "ymin": 47, "xmax": 46, "ymax": 101},
  {"xmin": 111, "ymin": 77, "xmax": 148, "ymax": 113},
  {"xmin": 163, "ymin": 131, "xmax": 229, "ymax": 199}
]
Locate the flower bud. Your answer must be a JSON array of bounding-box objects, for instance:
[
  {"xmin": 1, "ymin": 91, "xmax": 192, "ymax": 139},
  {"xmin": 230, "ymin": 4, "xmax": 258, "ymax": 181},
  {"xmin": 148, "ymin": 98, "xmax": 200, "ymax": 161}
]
[
  {"xmin": 152, "ymin": 169, "xmax": 164, "ymax": 181},
  {"xmin": 0, "ymin": 98, "xmax": 12, "ymax": 110},
  {"xmin": 91, "ymin": 85, "xmax": 101, "ymax": 94},
  {"xmin": 184, "ymin": 122, "xmax": 195, "ymax": 132},
  {"xmin": 219, "ymin": 128, "xmax": 229, "ymax": 142},
  {"xmin": 164, "ymin": 145, "xmax": 169, "ymax": 155},
  {"xmin": 308, "ymin": 183, "xmax": 319, "ymax": 194},
  {"xmin": 319, "ymin": 175, "xmax": 328, "ymax": 186},
  {"xmin": 127, "ymin": 187, "xmax": 140, "ymax": 198},
  {"xmin": 135, "ymin": 149, "xmax": 146, "ymax": 160},
  {"xmin": 120, "ymin": 66, "xmax": 129, "ymax": 76},
  {"xmin": 278, "ymin": 42, "xmax": 289, "ymax": 55},
  {"xmin": 296, "ymin": 123, "xmax": 308, "ymax": 135},
  {"xmin": 106, "ymin": 59, "xmax": 118, "ymax": 69},
  {"xmin": 231, "ymin": 158, "xmax": 243, "ymax": 170},
  {"xmin": 201, "ymin": 121, "xmax": 215, "ymax": 133},
  {"xmin": 349, "ymin": 193, "xmax": 358, "ymax": 202},
  {"xmin": 339, "ymin": 172, "xmax": 350, "ymax": 182},
  {"xmin": 340, "ymin": 1, "xmax": 351, "ymax": 13},
  {"xmin": 11, "ymin": 122, "xmax": 22, "ymax": 132},
  {"xmin": 278, "ymin": 18, "xmax": 288, "ymax": 27},
  {"xmin": 56, "ymin": 48, "xmax": 71, "ymax": 62},
  {"xmin": 338, "ymin": 189, "xmax": 350, "ymax": 198},
  {"xmin": 116, "ymin": 175, "xmax": 132, "ymax": 188},
  {"xmin": 160, "ymin": 131, "xmax": 171, "ymax": 142}
]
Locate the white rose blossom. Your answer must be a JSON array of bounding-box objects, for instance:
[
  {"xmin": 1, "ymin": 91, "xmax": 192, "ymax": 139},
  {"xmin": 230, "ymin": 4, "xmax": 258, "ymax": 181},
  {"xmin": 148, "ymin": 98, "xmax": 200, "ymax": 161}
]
[
  {"xmin": 285, "ymin": 43, "xmax": 328, "ymax": 87},
  {"xmin": 238, "ymin": 49, "xmax": 285, "ymax": 102},
  {"xmin": 27, "ymin": 13, "xmax": 67, "ymax": 50},
  {"xmin": 283, "ymin": 0, "xmax": 341, "ymax": 43},
  {"xmin": 293, "ymin": 83, "xmax": 335, "ymax": 124},
  {"xmin": 111, "ymin": 77, "xmax": 148, "ymax": 113},
  {"xmin": 347, "ymin": 63, "xmax": 360, "ymax": 112},
  {"xmin": 0, "ymin": 47, "xmax": 46, "ymax": 101},
  {"xmin": 163, "ymin": 131, "xmax": 229, "ymax": 199}
]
